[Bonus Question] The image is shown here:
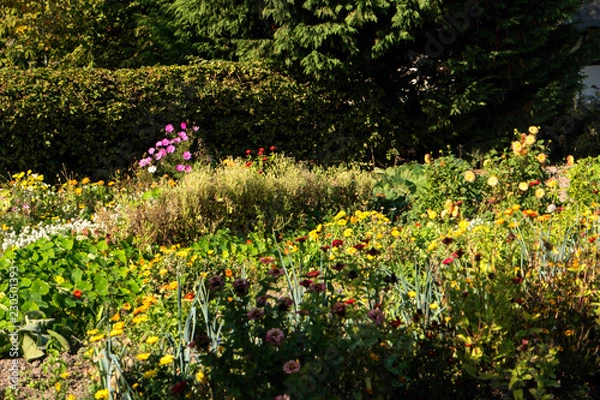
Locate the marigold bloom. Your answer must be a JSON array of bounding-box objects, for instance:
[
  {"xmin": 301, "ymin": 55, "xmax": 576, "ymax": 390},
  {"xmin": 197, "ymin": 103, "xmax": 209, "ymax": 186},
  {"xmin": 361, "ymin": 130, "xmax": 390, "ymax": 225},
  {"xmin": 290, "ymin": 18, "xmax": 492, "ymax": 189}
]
[
  {"xmin": 136, "ymin": 353, "xmax": 151, "ymax": 361},
  {"xmin": 159, "ymin": 354, "xmax": 175, "ymax": 365},
  {"xmin": 95, "ymin": 389, "xmax": 109, "ymax": 400},
  {"xmin": 464, "ymin": 170, "xmax": 476, "ymax": 183},
  {"xmin": 146, "ymin": 336, "xmax": 160, "ymax": 345}
]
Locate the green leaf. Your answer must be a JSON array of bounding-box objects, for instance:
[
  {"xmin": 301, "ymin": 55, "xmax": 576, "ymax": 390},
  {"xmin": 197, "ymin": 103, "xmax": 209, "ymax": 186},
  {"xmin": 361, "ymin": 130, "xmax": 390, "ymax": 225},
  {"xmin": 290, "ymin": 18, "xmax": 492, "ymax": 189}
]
[
  {"xmin": 21, "ymin": 333, "xmax": 45, "ymax": 362},
  {"xmin": 94, "ymin": 274, "xmax": 109, "ymax": 296},
  {"xmin": 31, "ymin": 279, "xmax": 50, "ymax": 295},
  {"xmin": 47, "ymin": 329, "xmax": 70, "ymax": 352}
]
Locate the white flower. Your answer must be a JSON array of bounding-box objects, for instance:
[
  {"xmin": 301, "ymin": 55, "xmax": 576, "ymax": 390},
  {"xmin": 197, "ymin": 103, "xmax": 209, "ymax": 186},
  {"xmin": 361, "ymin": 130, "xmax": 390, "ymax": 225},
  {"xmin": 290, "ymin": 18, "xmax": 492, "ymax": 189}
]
[
  {"xmin": 147, "ymin": 165, "xmax": 157, "ymax": 174},
  {"xmin": 547, "ymin": 204, "xmax": 557, "ymax": 213}
]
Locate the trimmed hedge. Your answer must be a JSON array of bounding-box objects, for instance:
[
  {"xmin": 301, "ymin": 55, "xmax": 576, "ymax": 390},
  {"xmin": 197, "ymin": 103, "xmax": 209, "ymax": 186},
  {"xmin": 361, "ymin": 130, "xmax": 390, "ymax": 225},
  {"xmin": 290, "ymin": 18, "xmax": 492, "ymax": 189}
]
[{"xmin": 0, "ymin": 61, "xmax": 400, "ymax": 181}]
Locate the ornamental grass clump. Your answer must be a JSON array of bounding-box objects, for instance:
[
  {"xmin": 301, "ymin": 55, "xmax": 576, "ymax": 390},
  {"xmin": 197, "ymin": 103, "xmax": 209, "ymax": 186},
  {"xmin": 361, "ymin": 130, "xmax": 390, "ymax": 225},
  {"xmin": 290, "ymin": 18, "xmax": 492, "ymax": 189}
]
[{"xmin": 120, "ymin": 154, "xmax": 374, "ymax": 245}]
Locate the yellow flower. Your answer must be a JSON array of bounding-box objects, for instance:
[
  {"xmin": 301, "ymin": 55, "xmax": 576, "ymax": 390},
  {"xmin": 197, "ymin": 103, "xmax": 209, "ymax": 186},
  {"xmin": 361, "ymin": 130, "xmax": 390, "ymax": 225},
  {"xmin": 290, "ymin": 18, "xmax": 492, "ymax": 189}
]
[
  {"xmin": 74, "ymin": 187, "xmax": 83, "ymax": 195},
  {"xmin": 535, "ymin": 188, "xmax": 545, "ymax": 199},
  {"xmin": 424, "ymin": 153, "xmax": 432, "ymax": 164},
  {"xmin": 109, "ymin": 329, "xmax": 123, "ymax": 337},
  {"xmin": 487, "ymin": 176, "xmax": 499, "ymax": 187},
  {"xmin": 111, "ymin": 313, "xmax": 121, "ymax": 322},
  {"xmin": 54, "ymin": 276, "xmax": 66, "ymax": 285},
  {"xmin": 429, "ymin": 303, "xmax": 439, "ymax": 310},
  {"xmin": 113, "ymin": 321, "xmax": 125, "ymax": 330},
  {"xmin": 426, "ymin": 209, "xmax": 437, "ymax": 219},
  {"xmin": 196, "ymin": 370, "xmax": 206, "ymax": 382},
  {"xmin": 143, "ymin": 369, "xmax": 158, "ymax": 379},
  {"xmin": 463, "ymin": 170, "xmax": 476, "ymax": 183},
  {"xmin": 407, "ymin": 291, "xmax": 417, "ymax": 298},
  {"xmin": 391, "ymin": 228, "xmax": 401, "ymax": 237},
  {"xmin": 564, "ymin": 329, "xmax": 575, "ymax": 337},
  {"xmin": 518, "ymin": 182, "xmax": 529, "ymax": 191},
  {"xmin": 345, "ymin": 247, "xmax": 358, "ymax": 255},
  {"xmin": 60, "ymin": 372, "xmax": 70, "ymax": 379},
  {"xmin": 159, "ymin": 268, "xmax": 168, "ymax": 276},
  {"xmin": 96, "ymin": 180, "xmax": 105, "ymax": 186},
  {"xmin": 529, "ymin": 126, "xmax": 539, "ymax": 135},
  {"xmin": 511, "ymin": 141, "xmax": 524, "ymax": 155},
  {"xmin": 146, "ymin": 336, "xmax": 160, "ymax": 345},
  {"xmin": 67, "ymin": 394, "xmax": 77, "ymax": 400},
  {"xmin": 90, "ymin": 334, "xmax": 105, "ymax": 342},
  {"xmin": 369, "ymin": 352, "xmax": 379, "ymax": 361},
  {"xmin": 343, "ymin": 228, "xmax": 353, "ymax": 237},
  {"xmin": 136, "ymin": 353, "xmax": 151, "ymax": 361},
  {"xmin": 81, "ymin": 177, "xmax": 91, "ymax": 185},
  {"xmin": 524, "ymin": 134, "xmax": 536, "ymax": 145},
  {"xmin": 55, "ymin": 382, "xmax": 61, "ymax": 392},
  {"xmin": 536, "ymin": 153, "xmax": 547, "ymax": 163},
  {"xmin": 132, "ymin": 315, "xmax": 148, "ymax": 324},
  {"xmin": 334, "ymin": 210, "xmax": 347, "ymax": 220},
  {"xmin": 95, "ymin": 389, "xmax": 109, "ymax": 400},
  {"xmin": 159, "ymin": 354, "xmax": 175, "ymax": 365}
]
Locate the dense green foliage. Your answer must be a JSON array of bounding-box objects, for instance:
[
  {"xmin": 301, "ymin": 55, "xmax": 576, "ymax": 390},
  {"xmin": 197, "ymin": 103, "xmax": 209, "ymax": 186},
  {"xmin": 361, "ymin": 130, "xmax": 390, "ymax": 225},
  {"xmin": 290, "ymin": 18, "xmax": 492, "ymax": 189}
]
[{"xmin": 0, "ymin": 61, "xmax": 399, "ymax": 180}]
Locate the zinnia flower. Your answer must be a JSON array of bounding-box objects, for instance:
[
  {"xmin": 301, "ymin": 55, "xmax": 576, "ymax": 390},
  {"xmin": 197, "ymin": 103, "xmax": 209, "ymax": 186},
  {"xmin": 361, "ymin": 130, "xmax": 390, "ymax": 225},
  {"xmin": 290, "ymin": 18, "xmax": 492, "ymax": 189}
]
[
  {"xmin": 183, "ymin": 151, "xmax": 192, "ymax": 160},
  {"xmin": 367, "ymin": 308, "xmax": 385, "ymax": 325},
  {"xmin": 487, "ymin": 176, "xmax": 499, "ymax": 187},
  {"xmin": 166, "ymin": 145, "xmax": 176, "ymax": 153},
  {"xmin": 265, "ymin": 328, "xmax": 285, "ymax": 346},
  {"xmin": 247, "ymin": 308, "xmax": 265, "ymax": 320},
  {"xmin": 464, "ymin": 170, "xmax": 476, "ymax": 183},
  {"xmin": 283, "ymin": 359, "xmax": 301, "ymax": 374}
]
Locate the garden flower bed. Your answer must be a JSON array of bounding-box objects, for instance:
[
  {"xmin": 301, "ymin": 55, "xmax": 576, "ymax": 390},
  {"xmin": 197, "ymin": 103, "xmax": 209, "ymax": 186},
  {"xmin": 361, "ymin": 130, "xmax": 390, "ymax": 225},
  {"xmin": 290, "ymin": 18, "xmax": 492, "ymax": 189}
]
[{"xmin": 1, "ymin": 125, "xmax": 600, "ymax": 399}]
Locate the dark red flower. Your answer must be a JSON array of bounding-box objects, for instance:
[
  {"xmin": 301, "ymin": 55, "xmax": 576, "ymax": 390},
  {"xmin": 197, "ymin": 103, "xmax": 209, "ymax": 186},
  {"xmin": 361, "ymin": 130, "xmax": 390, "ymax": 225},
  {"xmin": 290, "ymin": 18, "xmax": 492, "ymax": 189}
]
[
  {"xmin": 259, "ymin": 256, "xmax": 276, "ymax": 264},
  {"xmin": 306, "ymin": 270, "xmax": 320, "ymax": 278},
  {"xmin": 366, "ymin": 248, "xmax": 381, "ymax": 256},
  {"xmin": 511, "ymin": 276, "xmax": 523, "ymax": 285},
  {"xmin": 299, "ymin": 279, "xmax": 313, "ymax": 288},
  {"xmin": 353, "ymin": 243, "xmax": 367, "ymax": 250},
  {"xmin": 331, "ymin": 239, "xmax": 344, "ymax": 248},
  {"xmin": 529, "ymin": 180, "xmax": 541, "ymax": 186},
  {"xmin": 308, "ymin": 282, "xmax": 326, "ymax": 293},
  {"xmin": 320, "ymin": 245, "xmax": 331, "ymax": 251},
  {"xmin": 331, "ymin": 262, "xmax": 346, "ymax": 271},
  {"xmin": 441, "ymin": 237, "xmax": 454, "ymax": 245},
  {"xmin": 295, "ymin": 236, "xmax": 308, "ymax": 243},
  {"xmin": 171, "ymin": 380, "xmax": 188, "ymax": 394},
  {"xmin": 73, "ymin": 289, "xmax": 83, "ymax": 299},
  {"xmin": 331, "ymin": 302, "xmax": 346, "ymax": 317},
  {"xmin": 390, "ymin": 318, "xmax": 402, "ymax": 328}
]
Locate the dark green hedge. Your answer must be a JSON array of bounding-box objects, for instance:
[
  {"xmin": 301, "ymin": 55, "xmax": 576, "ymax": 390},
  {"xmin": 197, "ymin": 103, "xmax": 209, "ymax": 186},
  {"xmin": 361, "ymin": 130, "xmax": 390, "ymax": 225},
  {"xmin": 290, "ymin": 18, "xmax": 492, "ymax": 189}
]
[{"xmin": 0, "ymin": 61, "xmax": 402, "ymax": 181}]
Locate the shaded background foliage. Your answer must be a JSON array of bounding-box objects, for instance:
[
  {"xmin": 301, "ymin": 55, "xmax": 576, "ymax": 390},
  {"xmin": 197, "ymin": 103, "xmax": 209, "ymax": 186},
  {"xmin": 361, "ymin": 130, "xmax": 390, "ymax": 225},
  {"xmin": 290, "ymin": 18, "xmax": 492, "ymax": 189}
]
[{"xmin": 0, "ymin": 0, "xmax": 599, "ymax": 178}]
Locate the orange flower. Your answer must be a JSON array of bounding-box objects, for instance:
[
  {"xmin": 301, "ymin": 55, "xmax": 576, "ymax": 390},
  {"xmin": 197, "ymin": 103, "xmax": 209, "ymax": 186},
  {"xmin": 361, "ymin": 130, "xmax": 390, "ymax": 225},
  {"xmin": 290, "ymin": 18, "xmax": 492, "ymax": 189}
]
[
  {"xmin": 73, "ymin": 289, "xmax": 83, "ymax": 299},
  {"xmin": 225, "ymin": 269, "xmax": 233, "ymax": 277}
]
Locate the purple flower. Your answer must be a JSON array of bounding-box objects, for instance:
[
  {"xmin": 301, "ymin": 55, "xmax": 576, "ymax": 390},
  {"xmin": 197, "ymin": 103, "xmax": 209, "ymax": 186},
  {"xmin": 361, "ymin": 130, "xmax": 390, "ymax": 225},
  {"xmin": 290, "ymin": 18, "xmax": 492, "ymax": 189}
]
[
  {"xmin": 165, "ymin": 124, "xmax": 174, "ymax": 133},
  {"xmin": 265, "ymin": 328, "xmax": 285, "ymax": 346},
  {"xmin": 233, "ymin": 278, "xmax": 250, "ymax": 296},
  {"xmin": 185, "ymin": 165, "xmax": 192, "ymax": 173},
  {"xmin": 331, "ymin": 302, "xmax": 346, "ymax": 317},
  {"xmin": 180, "ymin": 122, "xmax": 187, "ymax": 130},
  {"xmin": 282, "ymin": 360, "xmax": 301, "ymax": 374},
  {"xmin": 161, "ymin": 138, "xmax": 170, "ymax": 146},
  {"xmin": 247, "ymin": 308, "xmax": 264, "ymax": 320},
  {"xmin": 183, "ymin": 151, "xmax": 192, "ymax": 160},
  {"xmin": 367, "ymin": 308, "xmax": 385, "ymax": 325},
  {"xmin": 176, "ymin": 164, "xmax": 185, "ymax": 172},
  {"xmin": 178, "ymin": 131, "xmax": 188, "ymax": 141},
  {"xmin": 167, "ymin": 145, "xmax": 176, "ymax": 154},
  {"xmin": 308, "ymin": 282, "xmax": 326, "ymax": 293},
  {"xmin": 277, "ymin": 296, "xmax": 294, "ymax": 311}
]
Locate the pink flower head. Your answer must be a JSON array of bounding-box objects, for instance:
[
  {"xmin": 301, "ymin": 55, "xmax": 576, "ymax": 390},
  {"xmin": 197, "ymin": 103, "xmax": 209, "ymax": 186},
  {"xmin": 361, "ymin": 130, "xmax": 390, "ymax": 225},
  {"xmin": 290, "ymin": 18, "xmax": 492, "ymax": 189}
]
[
  {"xmin": 180, "ymin": 122, "xmax": 187, "ymax": 130},
  {"xmin": 258, "ymin": 148, "xmax": 265, "ymax": 156},
  {"xmin": 176, "ymin": 164, "xmax": 185, "ymax": 172},
  {"xmin": 148, "ymin": 148, "xmax": 155, "ymax": 155},
  {"xmin": 178, "ymin": 131, "xmax": 188, "ymax": 141},
  {"xmin": 185, "ymin": 165, "xmax": 192, "ymax": 173},
  {"xmin": 165, "ymin": 124, "xmax": 174, "ymax": 133},
  {"xmin": 174, "ymin": 137, "xmax": 181, "ymax": 143},
  {"xmin": 139, "ymin": 157, "xmax": 152, "ymax": 168},
  {"xmin": 442, "ymin": 256, "xmax": 454, "ymax": 265},
  {"xmin": 161, "ymin": 138, "xmax": 170, "ymax": 146},
  {"xmin": 183, "ymin": 151, "xmax": 192, "ymax": 160},
  {"xmin": 283, "ymin": 359, "xmax": 301, "ymax": 374},
  {"xmin": 156, "ymin": 141, "xmax": 163, "ymax": 147},
  {"xmin": 265, "ymin": 328, "xmax": 285, "ymax": 346},
  {"xmin": 167, "ymin": 145, "xmax": 176, "ymax": 154},
  {"xmin": 193, "ymin": 126, "xmax": 199, "ymax": 131},
  {"xmin": 274, "ymin": 396, "xmax": 291, "ymax": 400},
  {"xmin": 158, "ymin": 148, "xmax": 167, "ymax": 158},
  {"xmin": 367, "ymin": 308, "xmax": 385, "ymax": 325}
]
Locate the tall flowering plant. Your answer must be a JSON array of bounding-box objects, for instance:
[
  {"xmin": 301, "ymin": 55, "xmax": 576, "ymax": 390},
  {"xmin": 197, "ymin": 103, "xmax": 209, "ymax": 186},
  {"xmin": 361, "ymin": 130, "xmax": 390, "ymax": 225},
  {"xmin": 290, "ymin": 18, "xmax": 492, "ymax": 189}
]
[{"xmin": 137, "ymin": 123, "xmax": 198, "ymax": 177}]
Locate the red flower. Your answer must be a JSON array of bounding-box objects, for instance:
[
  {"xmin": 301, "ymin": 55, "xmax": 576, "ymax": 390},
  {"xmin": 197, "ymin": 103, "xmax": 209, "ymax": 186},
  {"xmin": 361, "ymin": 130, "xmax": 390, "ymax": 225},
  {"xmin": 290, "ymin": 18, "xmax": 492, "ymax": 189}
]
[
  {"xmin": 258, "ymin": 148, "xmax": 265, "ymax": 156},
  {"xmin": 331, "ymin": 239, "xmax": 344, "ymax": 248},
  {"xmin": 320, "ymin": 245, "xmax": 331, "ymax": 251},
  {"xmin": 295, "ymin": 236, "xmax": 308, "ymax": 243},
  {"xmin": 245, "ymin": 149, "xmax": 252, "ymax": 155},
  {"xmin": 442, "ymin": 257, "xmax": 454, "ymax": 265},
  {"xmin": 299, "ymin": 279, "xmax": 313, "ymax": 288},
  {"xmin": 390, "ymin": 318, "xmax": 402, "ymax": 328},
  {"xmin": 245, "ymin": 161, "xmax": 252, "ymax": 167},
  {"xmin": 529, "ymin": 180, "xmax": 540, "ymax": 186},
  {"xmin": 306, "ymin": 270, "xmax": 320, "ymax": 278},
  {"xmin": 171, "ymin": 380, "xmax": 188, "ymax": 394},
  {"xmin": 270, "ymin": 146, "xmax": 276, "ymax": 151},
  {"xmin": 344, "ymin": 298, "xmax": 356, "ymax": 305},
  {"xmin": 184, "ymin": 292, "xmax": 195, "ymax": 300},
  {"xmin": 353, "ymin": 243, "xmax": 367, "ymax": 250},
  {"xmin": 73, "ymin": 289, "xmax": 83, "ymax": 299}
]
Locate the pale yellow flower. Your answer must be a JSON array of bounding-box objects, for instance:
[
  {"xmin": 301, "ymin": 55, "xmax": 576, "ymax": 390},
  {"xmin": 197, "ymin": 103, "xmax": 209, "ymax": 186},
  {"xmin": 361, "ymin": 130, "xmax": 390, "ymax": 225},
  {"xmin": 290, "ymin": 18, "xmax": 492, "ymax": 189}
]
[
  {"xmin": 424, "ymin": 153, "xmax": 432, "ymax": 164},
  {"xmin": 54, "ymin": 276, "xmax": 65, "ymax": 285},
  {"xmin": 487, "ymin": 176, "xmax": 499, "ymax": 187},
  {"xmin": 566, "ymin": 155, "xmax": 575, "ymax": 166},
  {"xmin": 536, "ymin": 153, "xmax": 547, "ymax": 163},
  {"xmin": 535, "ymin": 188, "xmax": 545, "ymax": 199},
  {"xmin": 528, "ymin": 126, "xmax": 539, "ymax": 135},
  {"xmin": 524, "ymin": 134, "xmax": 536, "ymax": 145},
  {"xmin": 518, "ymin": 182, "xmax": 529, "ymax": 191},
  {"xmin": 463, "ymin": 170, "xmax": 476, "ymax": 183}
]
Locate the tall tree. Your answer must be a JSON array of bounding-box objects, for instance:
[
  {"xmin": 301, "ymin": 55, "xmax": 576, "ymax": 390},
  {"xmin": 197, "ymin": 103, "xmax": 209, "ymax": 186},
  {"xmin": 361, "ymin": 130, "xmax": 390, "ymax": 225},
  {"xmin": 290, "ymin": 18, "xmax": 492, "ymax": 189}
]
[{"xmin": 171, "ymin": 0, "xmax": 599, "ymax": 153}]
